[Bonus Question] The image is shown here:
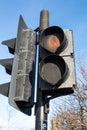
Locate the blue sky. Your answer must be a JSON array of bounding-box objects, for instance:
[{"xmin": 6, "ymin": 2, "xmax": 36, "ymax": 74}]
[
  {"xmin": 0, "ymin": 0, "xmax": 87, "ymax": 83},
  {"xmin": 0, "ymin": 0, "xmax": 87, "ymax": 129}
]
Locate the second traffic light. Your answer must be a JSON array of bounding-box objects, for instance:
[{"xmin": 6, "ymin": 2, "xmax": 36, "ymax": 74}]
[
  {"xmin": 39, "ymin": 26, "xmax": 76, "ymax": 96},
  {"xmin": 9, "ymin": 16, "xmax": 36, "ymax": 115},
  {"xmin": 0, "ymin": 16, "xmax": 36, "ymax": 115}
]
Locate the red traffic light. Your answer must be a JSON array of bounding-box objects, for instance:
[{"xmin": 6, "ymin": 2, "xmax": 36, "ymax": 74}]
[
  {"xmin": 43, "ymin": 35, "xmax": 60, "ymax": 52},
  {"xmin": 40, "ymin": 26, "xmax": 67, "ymax": 53}
]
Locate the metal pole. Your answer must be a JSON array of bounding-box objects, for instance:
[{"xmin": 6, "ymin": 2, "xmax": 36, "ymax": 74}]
[
  {"xmin": 35, "ymin": 10, "xmax": 49, "ymax": 130},
  {"xmin": 35, "ymin": 90, "xmax": 47, "ymax": 130}
]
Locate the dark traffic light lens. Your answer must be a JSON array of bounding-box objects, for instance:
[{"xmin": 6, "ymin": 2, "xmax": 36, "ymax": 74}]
[
  {"xmin": 39, "ymin": 55, "xmax": 69, "ymax": 86},
  {"xmin": 40, "ymin": 62, "xmax": 61, "ymax": 85}
]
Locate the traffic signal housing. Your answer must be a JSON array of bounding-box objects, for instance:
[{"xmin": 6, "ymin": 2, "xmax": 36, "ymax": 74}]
[
  {"xmin": 0, "ymin": 16, "xmax": 36, "ymax": 115},
  {"xmin": 39, "ymin": 26, "xmax": 76, "ymax": 96}
]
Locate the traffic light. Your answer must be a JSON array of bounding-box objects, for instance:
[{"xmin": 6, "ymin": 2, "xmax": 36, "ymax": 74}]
[
  {"xmin": 39, "ymin": 26, "xmax": 76, "ymax": 97},
  {"xmin": 0, "ymin": 16, "xmax": 36, "ymax": 115}
]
